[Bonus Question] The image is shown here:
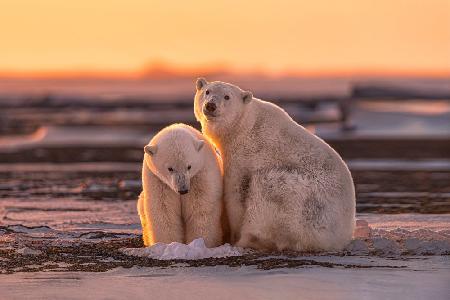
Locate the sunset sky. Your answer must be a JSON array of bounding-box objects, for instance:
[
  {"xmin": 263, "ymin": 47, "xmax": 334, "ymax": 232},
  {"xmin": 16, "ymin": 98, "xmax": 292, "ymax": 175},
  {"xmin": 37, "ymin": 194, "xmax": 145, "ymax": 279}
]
[{"xmin": 1, "ymin": 0, "xmax": 449, "ymax": 75}]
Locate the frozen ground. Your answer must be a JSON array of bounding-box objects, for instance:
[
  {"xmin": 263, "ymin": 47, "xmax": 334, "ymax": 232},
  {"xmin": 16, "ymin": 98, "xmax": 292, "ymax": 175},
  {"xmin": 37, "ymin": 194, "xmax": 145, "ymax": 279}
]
[
  {"xmin": 0, "ymin": 257, "xmax": 449, "ymax": 300},
  {"xmin": 0, "ymin": 156, "xmax": 448, "ymax": 299},
  {"xmin": 2, "ymin": 186, "xmax": 449, "ymax": 299},
  {"xmin": 0, "ymin": 165, "xmax": 449, "ymax": 270}
]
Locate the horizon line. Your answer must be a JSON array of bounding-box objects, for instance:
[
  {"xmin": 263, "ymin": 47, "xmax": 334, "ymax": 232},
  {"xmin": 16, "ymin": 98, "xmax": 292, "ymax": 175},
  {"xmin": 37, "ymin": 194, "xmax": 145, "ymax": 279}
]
[{"xmin": 1, "ymin": 67, "xmax": 450, "ymax": 79}]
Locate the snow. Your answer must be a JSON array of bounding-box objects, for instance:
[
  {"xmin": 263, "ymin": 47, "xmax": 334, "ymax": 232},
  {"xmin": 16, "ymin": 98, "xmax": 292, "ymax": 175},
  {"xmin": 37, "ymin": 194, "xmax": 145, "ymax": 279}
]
[
  {"xmin": 345, "ymin": 217, "xmax": 450, "ymax": 256},
  {"xmin": 118, "ymin": 218, "xmax": 450, "ymax": 260},
  {"xmin": 121, "ymin": 238, "xmax": 243, "ymax": 260}
]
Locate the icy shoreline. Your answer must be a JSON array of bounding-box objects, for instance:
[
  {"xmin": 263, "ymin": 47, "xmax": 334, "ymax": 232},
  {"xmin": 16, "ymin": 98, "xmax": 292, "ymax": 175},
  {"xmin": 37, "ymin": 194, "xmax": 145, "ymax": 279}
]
[{"xmin": 1, "ymin": 214, "xmax": 449, "ymax": 300}]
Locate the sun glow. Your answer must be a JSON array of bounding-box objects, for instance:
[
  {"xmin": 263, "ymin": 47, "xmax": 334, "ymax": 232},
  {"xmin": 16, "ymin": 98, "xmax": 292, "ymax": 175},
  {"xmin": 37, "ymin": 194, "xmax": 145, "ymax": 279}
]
[{"xmin": 1, "ymin": 0, "xmax": 449, "ymax": 76}]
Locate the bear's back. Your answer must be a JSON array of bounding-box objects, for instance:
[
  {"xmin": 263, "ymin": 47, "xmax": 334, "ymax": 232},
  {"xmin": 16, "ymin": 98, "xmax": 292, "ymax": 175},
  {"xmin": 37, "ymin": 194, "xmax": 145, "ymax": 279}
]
[{"xmin": 155, "ymin": 123, "xmax": 202, "ymax": 141}]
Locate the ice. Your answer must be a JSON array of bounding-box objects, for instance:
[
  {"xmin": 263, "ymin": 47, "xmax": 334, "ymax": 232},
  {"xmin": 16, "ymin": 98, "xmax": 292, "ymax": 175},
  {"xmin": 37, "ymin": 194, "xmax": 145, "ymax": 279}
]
[
  {"xmin": 121, "ymin": 238, "xmax": 243, "ymax": 260},
  {"xmin": 2, "ymin": 257, "xmax": 450, "ymax": 300},
  {"xmin": 404, "ymin": 239, "xmax": 450, "ymax": 255},
  {"xmin": 353, "ymin": 219, "xmax": 372, "ymax": 238},
  {"xmin": 345, "ymin": 240, "xmax": 369, "ymax": 255},
  {"xmin": 16, "ymin": 247, "xmax": 42, "ymax": 256},
  {"xmin": 373, "ymin": 238, "xmax": 401, "ymax": 255},
  {"xmin": 8, "ymin": 225, "xmax": 54, "ymax": 234},
  {"xmin": 355, "ymin": 219, "xmax": 368, "ymax": 227}
]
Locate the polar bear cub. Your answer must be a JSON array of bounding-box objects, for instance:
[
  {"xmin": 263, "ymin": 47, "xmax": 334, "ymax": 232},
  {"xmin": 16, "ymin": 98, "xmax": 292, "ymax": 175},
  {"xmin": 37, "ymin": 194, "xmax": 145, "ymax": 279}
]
[
  {"xmin": 138, "ymin": 123, "xmax": 223, "ymax": 247},
  {"xmin": 194, "ymin": 78, "xmax": 355, "ymax": 252}
]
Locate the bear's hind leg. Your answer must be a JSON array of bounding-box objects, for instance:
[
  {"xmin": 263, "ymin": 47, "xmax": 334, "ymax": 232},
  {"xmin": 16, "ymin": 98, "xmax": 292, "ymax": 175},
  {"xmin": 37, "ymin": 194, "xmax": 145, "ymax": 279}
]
[{"xmin": 236, "ymin": 168, "xmax": 313, "ymax": 251}]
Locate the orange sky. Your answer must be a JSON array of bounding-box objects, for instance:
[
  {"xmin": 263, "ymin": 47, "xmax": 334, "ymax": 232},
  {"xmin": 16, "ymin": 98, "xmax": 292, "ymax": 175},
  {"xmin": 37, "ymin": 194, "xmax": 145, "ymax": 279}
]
[{"xmin": 1, "ymin": 0, "xmax": 449, "ymax": 76}]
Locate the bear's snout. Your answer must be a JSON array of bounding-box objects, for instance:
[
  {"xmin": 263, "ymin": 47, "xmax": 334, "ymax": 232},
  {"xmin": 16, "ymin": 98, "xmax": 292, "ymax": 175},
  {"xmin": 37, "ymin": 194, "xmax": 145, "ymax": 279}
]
[
  {"xmin": 178, "ymin": 189, "xmax": 189, "ymax": 195},
  {"xmin": 172, "ymin": 173, "xmax": 190, "ymax": 195},
  {"xmin": 205, "ymin": 102, "xmax": 217, "ymax": 113}
]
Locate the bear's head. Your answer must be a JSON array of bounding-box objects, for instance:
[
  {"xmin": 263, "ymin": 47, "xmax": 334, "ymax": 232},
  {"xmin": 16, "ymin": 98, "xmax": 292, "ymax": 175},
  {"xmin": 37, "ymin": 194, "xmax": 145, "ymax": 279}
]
[
  {"xmin": 194, "ymin": 78, "xmax": 253, "ymax": 130},
  {"xmin": 144, "ymin": 126, "xmax": 205, "ymax": 195}
]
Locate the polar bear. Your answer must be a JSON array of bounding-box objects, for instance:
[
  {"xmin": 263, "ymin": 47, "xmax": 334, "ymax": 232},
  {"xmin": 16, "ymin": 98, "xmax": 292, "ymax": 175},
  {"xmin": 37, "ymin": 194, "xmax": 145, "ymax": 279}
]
[
  {"xmin": 138, "ymin": 123, "xmax": 224, "ymax": 247},
  {"xmin": 194, "ymin": 78, "xmax": 355, "ymax": 252}
]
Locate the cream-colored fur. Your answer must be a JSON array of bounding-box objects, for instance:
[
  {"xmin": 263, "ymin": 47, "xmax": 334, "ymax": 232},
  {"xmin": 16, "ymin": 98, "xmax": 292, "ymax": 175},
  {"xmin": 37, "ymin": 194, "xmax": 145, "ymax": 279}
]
[
  {"xmin": 194, "ymin": 78, "xmax": 355, "ymax": 251},
  {"xmin": 138, "ymin": 123, "xmax": 223, "ymax": 247}
]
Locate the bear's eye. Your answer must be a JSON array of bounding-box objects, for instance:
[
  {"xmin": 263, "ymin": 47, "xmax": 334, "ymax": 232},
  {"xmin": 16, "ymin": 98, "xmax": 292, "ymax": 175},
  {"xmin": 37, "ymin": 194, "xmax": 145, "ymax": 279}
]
[
  {"xmin": 187, "ymin": 165, "xmax": 191, "ymax": 170},
  {"xmin": 224, "ymin": 95, "xmax": 230, "ymax": 100},
  {"xmin": 168, "ymin": 167, "xmax": 173, "ymax": 172},
  {"xmin": 205, "ymin": 90, "xmax": 210, "ymax": 95}
]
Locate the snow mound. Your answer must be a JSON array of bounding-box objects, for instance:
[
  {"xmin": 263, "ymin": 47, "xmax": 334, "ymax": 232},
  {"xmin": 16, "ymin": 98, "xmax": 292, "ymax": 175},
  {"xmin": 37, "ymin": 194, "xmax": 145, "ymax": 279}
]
[
  {"xmin": 121, "ymin": 238, "xmax": 243, "ymax": 260},
  {"xmin": 346, "ymin": 219, "xmax": 450, "ymax": 256}
]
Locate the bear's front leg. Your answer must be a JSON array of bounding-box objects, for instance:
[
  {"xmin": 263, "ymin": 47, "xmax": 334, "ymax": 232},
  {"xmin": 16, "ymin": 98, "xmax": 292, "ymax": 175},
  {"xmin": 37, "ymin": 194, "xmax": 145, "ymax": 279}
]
[
  {"xmin": 138, "ymin": 192, "xmax": 153, "ymax": 246},
  {"xmin": 183, "ymin": 193, "xmax": 223, "ymax": 247},
  {"xmin": 184, "ymin": 211, "xmax": 222, "ymax": 248},
  {"xmin": 147, "ymin": 190, "xmax": 184, "ymax": 245}
]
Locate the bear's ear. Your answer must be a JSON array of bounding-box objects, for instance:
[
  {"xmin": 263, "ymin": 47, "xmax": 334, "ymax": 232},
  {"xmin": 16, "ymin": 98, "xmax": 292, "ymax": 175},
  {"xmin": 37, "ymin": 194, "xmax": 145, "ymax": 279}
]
[
  {"xmin": 194, "ymin": 139, "xmax": 205, "ymax": 152},
  {"xmin": 242, "ymin": 90, "xmax": 253, "ymax": 104},
  {"xmin": 196, "ymin": 77, "xmax": 208, "ymax": 91},
  {"xmin": 144, "ymin": 144, "xmax": 157, "ymax": 156}
]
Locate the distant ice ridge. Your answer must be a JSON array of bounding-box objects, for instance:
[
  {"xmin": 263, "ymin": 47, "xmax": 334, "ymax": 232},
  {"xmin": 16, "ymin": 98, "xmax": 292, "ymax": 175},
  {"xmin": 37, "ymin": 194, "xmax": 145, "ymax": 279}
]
[{"xmin": 121, "ymin": 238, "xmax": 243, "ymax": 260}]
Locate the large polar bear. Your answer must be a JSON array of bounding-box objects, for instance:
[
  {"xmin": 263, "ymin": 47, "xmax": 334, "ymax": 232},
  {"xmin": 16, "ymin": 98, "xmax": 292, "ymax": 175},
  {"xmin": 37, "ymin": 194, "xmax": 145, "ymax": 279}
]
[
  {"xmin": 194, "ymin": 78, "xmax": 355, "ymax": 251},
  {"xmin": 138, "ymin": 123, "xmax": 223, "ymax": 247}
]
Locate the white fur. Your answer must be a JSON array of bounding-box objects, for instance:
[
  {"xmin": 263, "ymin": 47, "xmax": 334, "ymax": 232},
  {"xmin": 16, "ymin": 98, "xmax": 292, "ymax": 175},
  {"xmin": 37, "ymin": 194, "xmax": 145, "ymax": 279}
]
[
  {"xmin": 194, "ymin": 78, "xmax": 355, "ymax": 251},
  {"xmin": 138, "ymin": 123, "xmax": 224, "ymax": 247}
]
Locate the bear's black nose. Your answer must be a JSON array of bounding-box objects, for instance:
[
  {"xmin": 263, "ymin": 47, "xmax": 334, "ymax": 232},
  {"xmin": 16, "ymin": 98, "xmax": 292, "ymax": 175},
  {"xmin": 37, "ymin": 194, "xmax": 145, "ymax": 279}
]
[
  {"xmin": 178, "ymin": 189, "xmax": 189, "ymax": 195},
  {"xmin": 205, "ymin": 102, "xmax": 216, "ymax": 112}
]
